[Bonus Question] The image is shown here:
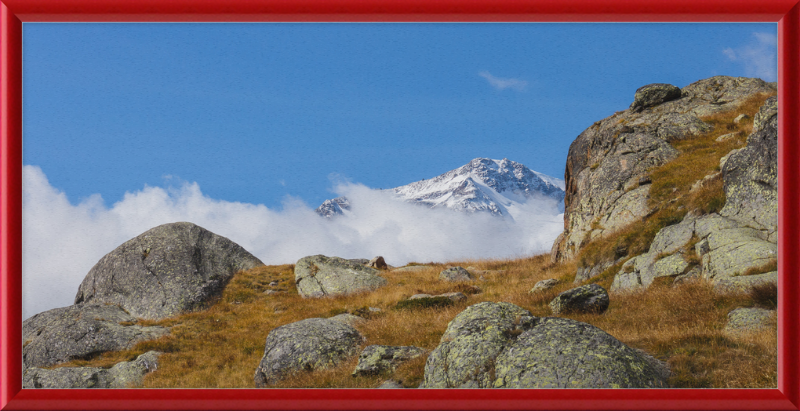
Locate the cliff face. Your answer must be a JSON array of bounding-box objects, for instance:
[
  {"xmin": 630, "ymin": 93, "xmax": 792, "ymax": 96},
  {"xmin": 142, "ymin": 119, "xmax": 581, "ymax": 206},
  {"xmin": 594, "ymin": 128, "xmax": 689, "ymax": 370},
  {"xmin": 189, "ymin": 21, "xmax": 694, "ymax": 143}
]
[{"xmin": 552, "ymin": 76, "xmax": 776, "ymax": 264}]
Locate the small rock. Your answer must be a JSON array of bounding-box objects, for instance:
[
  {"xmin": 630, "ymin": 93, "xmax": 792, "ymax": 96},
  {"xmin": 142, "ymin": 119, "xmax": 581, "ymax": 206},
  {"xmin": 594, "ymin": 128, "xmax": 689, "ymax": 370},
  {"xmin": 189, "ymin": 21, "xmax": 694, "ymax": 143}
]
[
  {"xmin": 367, "ymin": 256, "xmax": 388, "ymax": 269},
  {"xmin": 269, "ymin": 281, "xmax": 279, "ymax": 287},
  {"xmin": 724, "ymin": 307, "xmax": 774, "ymax": 335},
  {"xmin": 410, "ymin": 292, "xmax": 466, "ymax": 303},
  {"xmin": 715, "ymin": 132, "xmax": 738, "ymax": 142},
  {"xmin": 377, "ymin": 380, "xmax": 405, "ymax": 388},
  {"xmin": 263, "ymin": 290, "xmax": 284, "ymax": 296},
  {"xmin": 713, "ymin": 271, "xmax": 777, "ymax": 294},
  {"xmin": 550, "ymin": 284, "xmax": 610, "ymax": 315},
  {"xmin": 529, "ymin": 279, "xmax": 559, "ymax": 293},
  {"xmin": 392, "ymin": 265, "xmax": 431, "ymax": 273},
  {"xmin": 439, "ymin": 266, "xmax": 474, "ymax": 282},
  {"xmin": 294, "ymin": 255, "xmax": 388, "ymax": 298},
  {"xmin": 368, "ymin": 307, "xmax": 382, "ymax": 313},
  {"xmin": 733, "ymin": 113, "xmax": 750, "ymax": 124},
  {"xmin": 352, "ymin": 345, "xmax": 427, "ymax": 376}
]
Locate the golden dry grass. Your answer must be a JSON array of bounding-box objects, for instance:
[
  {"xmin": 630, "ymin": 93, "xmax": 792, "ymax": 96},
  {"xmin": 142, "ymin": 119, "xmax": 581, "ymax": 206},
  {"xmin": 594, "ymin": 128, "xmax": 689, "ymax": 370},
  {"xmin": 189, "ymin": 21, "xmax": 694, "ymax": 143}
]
[{"xmin": 52, "ymin": 253, "xmax": 775, "ymax": 389}]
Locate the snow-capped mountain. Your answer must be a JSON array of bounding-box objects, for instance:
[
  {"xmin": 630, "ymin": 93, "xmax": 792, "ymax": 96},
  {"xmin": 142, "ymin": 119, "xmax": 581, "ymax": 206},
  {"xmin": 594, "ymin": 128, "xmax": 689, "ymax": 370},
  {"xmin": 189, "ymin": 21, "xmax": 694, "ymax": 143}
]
[{"xmin": 315, "ymin": 158, "xmax": 565, "ymax": 218}]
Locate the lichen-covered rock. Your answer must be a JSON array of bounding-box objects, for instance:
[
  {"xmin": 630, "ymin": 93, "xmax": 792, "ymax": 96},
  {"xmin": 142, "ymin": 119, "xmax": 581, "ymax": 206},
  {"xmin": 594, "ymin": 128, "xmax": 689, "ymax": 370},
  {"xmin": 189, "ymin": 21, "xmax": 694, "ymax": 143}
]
[
  {"xmin": 74, "ymin": 222, "xmax": 264, "ymax": 320},
  {"xmin": 553, "ymin": 76, "xmax": 775, "ymax": 263},
  {"xmin": 673, "ymin": 266, "xmax": 702, "ymax": 287},
  {"xmin": 23, "ymin": 351, "xmax": 162, "ymax": 388},
  {"xmin": 574, "ymin": 260, "xmax": 615, "ymax": 284},
  {"xmin": 294, "ymin": 255, "xmax": 388, "ymax": 298},
  {"xmin": 352, "ymin": 345, "xmax": 426, "ymax": 376},
  {"xmin": 724, "ymin": 307, "xmax": 774, "ymax": 335},
  {"xmin": 420, "ymin": 302, "xmax": 668, "ymax": 388},
  {"xmin": 22, "ymin": 304, "xmax": 169, "ymax": 369},
  {"xmin": 439, "ymin": 266, "xmax": 474, "ymax": 282},
  {"xmin": 713, "ymin": 271, "xmax": 777, "ymax": 294},
  {"xmin": 530, "ymin": 278, "xmax": 560, "ymax": 293},
  {"xmin": 550, "ymin": 284, "xmax": 610, "ymax": 315},
  {"xmin": 701, "ymin": 228, "xmax": 776, "ymax": 280},
  {"xmin": 720, "ymin": 96, "xmax": 778, "ymax": 238},
  {"xmin": 253, "ymin": 318, "xmax": 364, "ymax": 387},
  {"xmin": 630, "ymin": 83, "xmax": 682, "ymax": 112},
  {"xmin": 367, "ymin": 256, "xmax": 388, "ymax": 269}
]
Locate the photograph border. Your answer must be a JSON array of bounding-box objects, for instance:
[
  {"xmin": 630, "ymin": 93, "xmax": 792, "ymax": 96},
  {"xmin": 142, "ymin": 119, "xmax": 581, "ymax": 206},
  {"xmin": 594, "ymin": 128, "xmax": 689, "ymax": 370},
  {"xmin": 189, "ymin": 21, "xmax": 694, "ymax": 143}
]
[{"xmin": 1, "ymin": 0, "xmax": 799, "ymax": 409}]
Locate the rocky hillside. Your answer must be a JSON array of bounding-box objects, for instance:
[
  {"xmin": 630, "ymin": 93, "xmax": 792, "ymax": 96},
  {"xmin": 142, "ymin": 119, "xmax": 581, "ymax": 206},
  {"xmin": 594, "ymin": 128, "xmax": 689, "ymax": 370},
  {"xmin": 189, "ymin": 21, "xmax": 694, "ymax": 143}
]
[
  {"xmin": 550, "ymin": 76, "xmax": 777, "ymax": 292},
  {"xmin": 316, "ymin": 158, "xmax": 565, "ymax": 218}
]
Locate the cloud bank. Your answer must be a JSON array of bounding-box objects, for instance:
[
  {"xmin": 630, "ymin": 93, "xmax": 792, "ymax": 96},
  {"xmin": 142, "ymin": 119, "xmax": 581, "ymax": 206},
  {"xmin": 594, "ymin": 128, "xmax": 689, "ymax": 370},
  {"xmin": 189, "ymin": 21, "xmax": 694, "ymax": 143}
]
[
  {"xmin": 22, "ymin": 165, "xmax": 563, "ymax": 319},
  {"xmin": 723, "ymin": 32, "xmax": 777, "ymax": 82},
  {"xmin": 479, "ymin": 71, "xmax": 528, "ymax": 91}
]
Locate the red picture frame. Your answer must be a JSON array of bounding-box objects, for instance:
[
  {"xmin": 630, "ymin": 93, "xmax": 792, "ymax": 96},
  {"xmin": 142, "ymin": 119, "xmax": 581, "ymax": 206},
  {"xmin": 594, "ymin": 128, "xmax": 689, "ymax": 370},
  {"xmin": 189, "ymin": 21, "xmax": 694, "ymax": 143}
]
[{"xmin": 1, "ymin": 1, "xmax": 799, "ymax": 410}]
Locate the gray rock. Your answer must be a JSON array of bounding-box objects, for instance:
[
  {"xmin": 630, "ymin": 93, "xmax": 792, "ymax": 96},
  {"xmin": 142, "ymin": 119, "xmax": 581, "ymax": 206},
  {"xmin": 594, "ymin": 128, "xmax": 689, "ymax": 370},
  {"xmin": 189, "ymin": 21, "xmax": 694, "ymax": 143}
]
[
  {"xmin": 409, "ymin": 292, "xmax": 466, "ymax": 303},
  {"xmin": 22, "ymin": 304, "xmax": 169, "ymax": 369},
  {"xmin": 352, "ymin": 345, "xmax": 426, "ymax": 376},
  {"xmin": 720, "ymin": 96, "xmax": 778, "ymax": 236},
  {"xmin": 715, "ymin": 132, "xmax": 738, "ymax": 142},
  {"xmin": 550, "ymin": 284, "xmax": 610, "ymax": 315},
  {"xmin": 23, "ymin": 351, "xmax": 162, "ymax": 388},
  {"xmin": 701, "ymin": 228, "xmax": 776, "ymax": 280},
  {"xmin": 294, "ymin": 255, "xmax": 388, "ymax": 298},
  {"xmin": 377, "ymin": 380, "xmax": 405, "ymax": 388},
  {"xmin": 439, "ymin": 266, "xmax": 474, "ymax": 282},
  {"xmin": 724, "ymin": 307, "xmax": 774, "ymax": 335},
  {"xmin": 329, "ymin": 313, "xmax": 367, "ymax": 327},
  {"xmin": 713, "ymin": 271, "xmax": 777, "ymax": 294},
  {"xmin": 554, "ymin": 76, "xmax": 775, "ymax": 263},
  {"xmin": 253, "ymin": 318, "xmax": 364, "ymax": 387},
  {"xmin": 367, "ymin": 256, "xmax": 388, "ymax": 269},
  {"xmin": 347, "ymin": 258, "xmax": 370, "ymax": 265},
  {"xmin": 630, "ymin": 83, "xmax": 682, "ymax": 112},
  {"xmin": 574, "ymin": 260, "xmax": 614, "ymax": 284},
  {"xmin": 74, "ymin": 222, "xmax": 264, "ymax": 320},
  {"xmin": 420, "ymin": 302, "xmax": 668, "ymax": 388},
  {"xmin": 530, "ymin": 279, "xmax": 560, "ymax": 293}
]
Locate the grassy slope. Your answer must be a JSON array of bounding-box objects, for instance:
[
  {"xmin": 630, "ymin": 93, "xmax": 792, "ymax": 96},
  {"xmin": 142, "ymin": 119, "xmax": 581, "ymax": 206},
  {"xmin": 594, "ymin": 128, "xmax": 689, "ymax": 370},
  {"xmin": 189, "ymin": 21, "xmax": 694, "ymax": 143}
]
[{"xmin": 52, "ymin": 92, "xmax": 778, "ymax": 389}]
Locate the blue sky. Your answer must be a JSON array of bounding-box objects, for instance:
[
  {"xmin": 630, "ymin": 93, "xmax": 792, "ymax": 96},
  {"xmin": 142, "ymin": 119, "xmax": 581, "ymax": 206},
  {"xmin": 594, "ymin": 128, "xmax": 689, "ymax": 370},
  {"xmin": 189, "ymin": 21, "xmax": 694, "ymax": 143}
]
[
  {"xmin": 22, "ymin": 23, "xmax": 777, "ymax": 209},
  {"xmin": 21, "ymin": 23, "xmax": 779, "ymax": 317}
]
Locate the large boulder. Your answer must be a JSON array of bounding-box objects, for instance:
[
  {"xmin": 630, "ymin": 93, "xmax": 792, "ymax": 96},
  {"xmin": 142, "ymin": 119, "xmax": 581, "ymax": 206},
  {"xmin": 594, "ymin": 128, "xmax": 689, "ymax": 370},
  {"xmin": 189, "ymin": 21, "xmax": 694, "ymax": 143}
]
[
  {"xmin": 253, "ymin": 318, "xmax": 364, "ymax": 387},
  {"xmin": 629, "ymin": 83, "xmax": 682, "ymax": 112},
  {"xmin": 552, "ymin": 76, "xmax": 775, "ymax": 263},
  {"xmin": 74, "ymin": 222, "xmax": 264, "ymax": 320},
  {"xmin": 550, "ymin": 284, "xmax": 610, "ymax": 315},
  {"xmin": 351, "ymin": 345, "xmax": 426, "ymax": 376},
  {"xmin": 420, "ymin": 302, "xmax": 668, "ymax": 388},
  {"xmin": 294, "ymin": 255, "xmax": 388, "ymax": 298},
  {"xmin": 22, "ymin": 304, "xmax": 169, "ymax": 369},
  {"xmin": 23, "ymin": 351, "xmax": 161, "ymax": 389}
]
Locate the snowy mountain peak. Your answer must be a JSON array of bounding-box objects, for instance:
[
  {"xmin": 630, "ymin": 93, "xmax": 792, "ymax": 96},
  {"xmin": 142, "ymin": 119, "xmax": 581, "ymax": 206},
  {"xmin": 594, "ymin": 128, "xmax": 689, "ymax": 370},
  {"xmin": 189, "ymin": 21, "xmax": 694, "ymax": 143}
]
[{"xmin": 315, "ymin": 158, "xmax": 565, "ymax": 218}]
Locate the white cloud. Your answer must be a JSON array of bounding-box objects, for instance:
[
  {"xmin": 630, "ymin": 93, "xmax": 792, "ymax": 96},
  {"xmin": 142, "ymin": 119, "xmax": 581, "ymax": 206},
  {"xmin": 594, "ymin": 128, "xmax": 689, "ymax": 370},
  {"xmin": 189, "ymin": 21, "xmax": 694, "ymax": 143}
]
[
  {"xmin": 22, "ymin": 165, "xmax": 563, "ymax": 319},
  {"xmin": 479, "ymin": 71, "xmax": 528, "ymax": 91},
  {"xmin": 723, "ymin": 32, "xmax": 777, "ymax": 81}
]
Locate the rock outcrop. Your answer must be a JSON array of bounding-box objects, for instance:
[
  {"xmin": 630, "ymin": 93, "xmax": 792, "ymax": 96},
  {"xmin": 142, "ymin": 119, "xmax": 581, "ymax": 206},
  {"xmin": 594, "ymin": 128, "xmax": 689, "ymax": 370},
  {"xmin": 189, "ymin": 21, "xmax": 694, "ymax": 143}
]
[
  {"xmin": 553, "ymin": 76, "xmax": 776, "ymax": 264},
  {"xmin": 23, "ymin": 351, "xmax": 162, "ymax": 389},
  {"xmin": 74, "ymin": 222, "xmax": 264, "ymax": 320},
  {"xmin": 352, "ymin": 345, "xmax": 426, "ymax": 376},
  {"xmin": 549, "ymin": 284, "xmax": 610, "ymax": 315},
  {"xmin": 610, "ymin": 95, "xmax": 778, "ymax": 292},
  {"xmin": 294, "ymin": 255, "xmax": 388, "ymax": 298},
  {"xmin": 420, "ymin": 302, "xmax": 668, "ymax": 388},
  {"xmin": 529, "ymin": 279, "xmax": 560, "ymax": 293},
  {"xmin": 254, "ymin": 318, "xmax": 364, "ymax": 387},
  {"xmin": 22, "ymin": 304, "xmax": 169, "ymax": 369}
]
